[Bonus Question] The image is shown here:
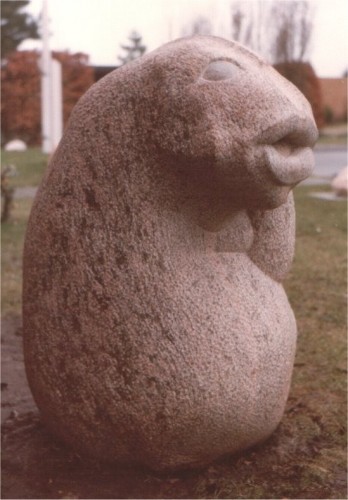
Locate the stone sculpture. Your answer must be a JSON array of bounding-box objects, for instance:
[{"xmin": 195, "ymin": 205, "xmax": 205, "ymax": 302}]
[{"xmin": 23, "ymin": 36, "xmax": 318, "ymax": 471}]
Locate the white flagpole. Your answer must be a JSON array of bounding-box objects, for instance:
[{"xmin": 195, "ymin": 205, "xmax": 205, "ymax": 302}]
[
  {"xmin": 40, "ymin": 0, "xmax": 62, "ymax": 154},
  {"xmin": 40, "ymin": 0, "xmax": 51, "ymax": 153}
]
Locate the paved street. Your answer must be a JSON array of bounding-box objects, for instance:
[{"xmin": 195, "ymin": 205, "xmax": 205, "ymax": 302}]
[{"xmin": 302, "ymin": 146, "xmax": 347, "ymax": 185}]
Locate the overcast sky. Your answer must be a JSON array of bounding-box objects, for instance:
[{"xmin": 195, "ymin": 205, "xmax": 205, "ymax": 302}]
[{"xmin": 22, "ymin": 0, "xmax": 348, "ymax": 77}]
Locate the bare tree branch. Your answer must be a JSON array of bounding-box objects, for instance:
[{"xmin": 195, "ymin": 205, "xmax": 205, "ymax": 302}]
[
  {"xmin": 182, "ymin": 16, "xmax": 212, "ymax": 37},
  {"xmin": 229, "ymin": 0, "xmax": 314, "ymax": 64}
]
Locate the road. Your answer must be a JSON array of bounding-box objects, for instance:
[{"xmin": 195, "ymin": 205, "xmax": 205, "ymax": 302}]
[{"xmin": 309, "ymin": 147, "xmax": 347, "ymax": 184}]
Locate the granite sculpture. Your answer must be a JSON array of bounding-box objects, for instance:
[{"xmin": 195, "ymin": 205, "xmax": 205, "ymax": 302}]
[{"xmin": 23, "ymin": 36, "xmax": 318, "ymax": 471}]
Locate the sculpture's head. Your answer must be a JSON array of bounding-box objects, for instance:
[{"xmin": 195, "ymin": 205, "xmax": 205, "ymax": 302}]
[{"xmin": 141, "ymin": 36, "xmax": 318, "ymax": 210}]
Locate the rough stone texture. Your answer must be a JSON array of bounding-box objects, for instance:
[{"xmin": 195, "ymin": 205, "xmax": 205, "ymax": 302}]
[{"xmin": 23, "ymin": 36, "xmax": 318, "ymax": 471}]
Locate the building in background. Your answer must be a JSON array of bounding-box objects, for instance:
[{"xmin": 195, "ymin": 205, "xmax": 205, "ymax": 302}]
[{"xmin": 320, "ymin": 77, "xmax": 348, "ymax": 123}]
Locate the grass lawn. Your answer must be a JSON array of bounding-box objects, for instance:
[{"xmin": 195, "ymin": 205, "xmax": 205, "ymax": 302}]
[
  {"xmin": 1, "ymin": 148, "xmax": 48, "ymax": 188},
  {"xmin": 1, "ymin": 149, "xmax": 347, "ymax": 498},
  {"xmin": 317, "ymin": 123, "xmax": 347, "ymax": 146}
]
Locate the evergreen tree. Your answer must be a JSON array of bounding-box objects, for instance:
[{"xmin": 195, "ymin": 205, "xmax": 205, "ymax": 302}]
[
  {"xmin": 1, "ymin": 0, "xmax": 39, "ymax": 60},
  {"xmin": 118, "ymin": 31, "xmax": 146, "ymax": 65}
]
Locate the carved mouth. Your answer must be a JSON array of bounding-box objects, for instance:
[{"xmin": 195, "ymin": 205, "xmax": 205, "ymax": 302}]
[
  {"xmin": 264, "ymin": 143, "xmax": 315, "ymax": 186},
  {"xmin": 260, "ymin": 117, "xmax": 318, "ymax": 186}
]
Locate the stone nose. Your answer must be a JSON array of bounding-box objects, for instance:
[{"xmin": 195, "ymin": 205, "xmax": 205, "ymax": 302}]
[{"xmin": 259, "ymin": 116, "xmax": 318, "ymax": 186}]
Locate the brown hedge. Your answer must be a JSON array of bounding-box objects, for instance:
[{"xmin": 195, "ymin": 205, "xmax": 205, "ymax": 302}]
[{"xmin": 1, "ymin": 50, "xmax": 94, "ymax": 146}]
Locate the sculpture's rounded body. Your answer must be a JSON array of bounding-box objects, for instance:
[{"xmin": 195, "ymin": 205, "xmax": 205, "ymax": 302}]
[{"xmin": 23, "ymin": 36, "xmax": 317, "ymax": 470}]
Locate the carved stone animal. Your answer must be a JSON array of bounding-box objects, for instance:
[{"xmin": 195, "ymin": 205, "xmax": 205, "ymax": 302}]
[{"xmin": 23, "ymin": 36, "xmax": 318, "ymax": 471}]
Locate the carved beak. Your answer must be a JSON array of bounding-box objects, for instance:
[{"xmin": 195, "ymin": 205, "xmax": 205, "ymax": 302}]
[{"xmin": 260, "ymin": 116, "xmax": 318, "ymax": 186}]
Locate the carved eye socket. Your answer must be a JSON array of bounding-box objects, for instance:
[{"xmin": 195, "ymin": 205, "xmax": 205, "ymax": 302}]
[{"xmin": 202, "ymin": 60, "xmax": 239, "ymax": 81}]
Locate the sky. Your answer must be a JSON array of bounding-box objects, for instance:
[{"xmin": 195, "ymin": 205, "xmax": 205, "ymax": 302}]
[{"xmin": 21, "ymin": 0, "xmax": 348, "ymax": 77}]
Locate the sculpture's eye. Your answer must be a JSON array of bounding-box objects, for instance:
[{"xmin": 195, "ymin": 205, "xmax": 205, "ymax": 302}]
[{"xmin": 202, "ymin": 60, "xmax": 239, "ymax": 81}]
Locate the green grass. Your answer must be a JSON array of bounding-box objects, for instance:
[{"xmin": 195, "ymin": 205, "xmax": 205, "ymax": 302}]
[
  {"xmin": 317, "ymin": 135, "xmax": 347, "ymax": 146},
  {"xmin": 317, "ymin": 122, "xmax": 347, "ymax": 146},
  {"xmin": 1, "ymin": 148, "xmax": 48, "ymax": 188},
  {"xmin": 1, "ymin": 148, "xmax": 47, "ymax": 313},
  {"xmin": 281, "ymin": 185, "xmax": 347, "ymax": 499},
  {"xmin": 1, "ymin": 152, "xmax": 347, "ymax": 498},
  {"xmin": 1, "ymin": 198, "xmax": 34, "ymax": 314}
]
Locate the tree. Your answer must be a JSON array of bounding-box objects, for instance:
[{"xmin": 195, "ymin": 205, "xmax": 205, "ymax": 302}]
[
  {"xmin": 274, "ymin": 61, "xmax": 324, "ymax": 127},
  {"xmin": 229, "ymin": 0, "xmax": 314, "ymax": 64},
  {"xmin": 228, "ymin": 1, "xmax": 321, "ymax": 126},
  {"xmin": 230, "ymin": 1, "xmax": 270, "ymax": 57},
  {"xmin": 1, "ymin": 1, "xmax": 39, "ymax": 60},
  {"xmin": 1, "ymin": 50, "xmax": 94, "ymax": 145},
  {"xmin": 118, "ymin": 31, "xmax": 146, "ymax": 65},
  {"xmin": 231, "ymin": 3, "xmax": 246, "ymax": 42},
  {"xmin": 182, "ymin": 15, "xmax": 213, "ymax": 37},
  {"xmin": 1, "ymin": 50, "xmax": 41, "ymax": 144},
  {"xmin": 270, "ymin": 0, "xmax": 313, "ymax": 64}
]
